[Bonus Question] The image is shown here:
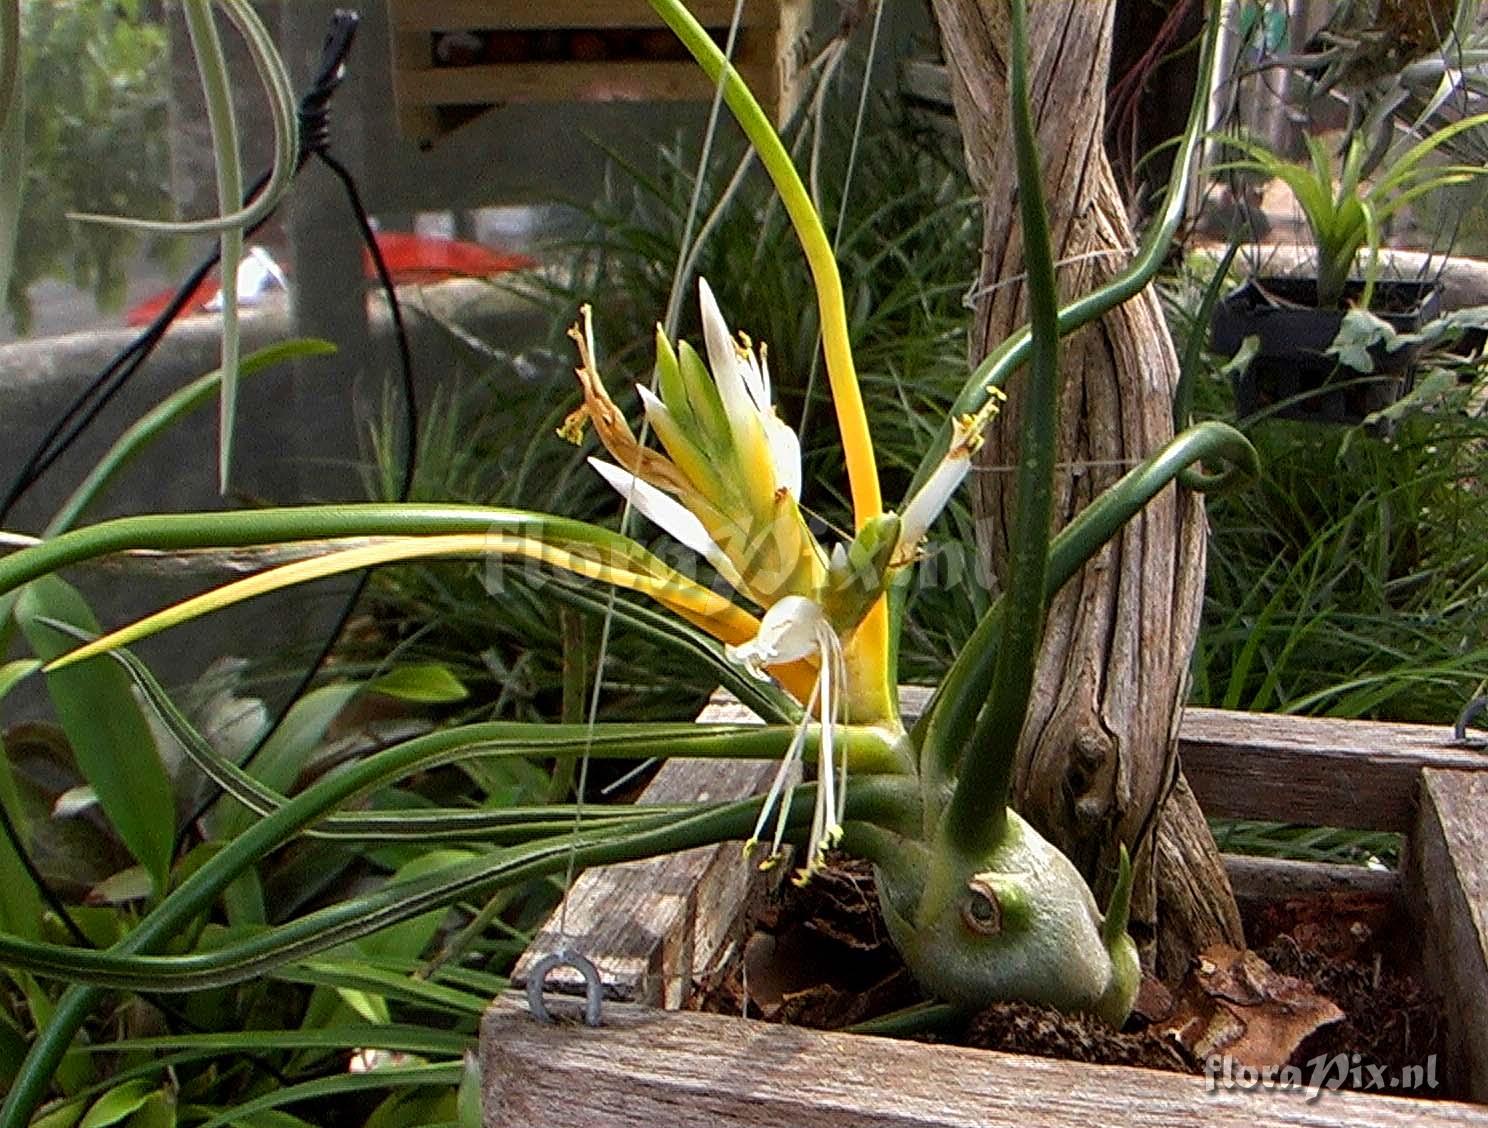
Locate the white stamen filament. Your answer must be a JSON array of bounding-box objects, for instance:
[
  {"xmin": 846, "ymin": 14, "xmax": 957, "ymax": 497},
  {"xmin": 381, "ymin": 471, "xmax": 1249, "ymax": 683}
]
[{"xmin": 731, "ymin": 597, "xmax": 847, "ymax": 880}]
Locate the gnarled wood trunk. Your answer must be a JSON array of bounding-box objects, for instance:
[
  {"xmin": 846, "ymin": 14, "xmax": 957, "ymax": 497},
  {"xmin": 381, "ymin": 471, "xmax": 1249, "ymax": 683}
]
[{"xmin": 929, "ymin": 0, "xmax": 1242, "ymax": 976}]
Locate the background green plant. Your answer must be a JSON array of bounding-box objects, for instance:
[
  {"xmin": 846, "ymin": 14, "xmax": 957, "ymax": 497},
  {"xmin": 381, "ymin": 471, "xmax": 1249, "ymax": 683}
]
[{"xmin": 6, "ymin": 0, "xmax": 175, "ymax": 335}]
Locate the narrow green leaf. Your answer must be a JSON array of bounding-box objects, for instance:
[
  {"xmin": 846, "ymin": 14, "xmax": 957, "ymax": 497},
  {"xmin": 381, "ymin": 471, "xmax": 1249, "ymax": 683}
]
[
  {"xmin": 457, "ymin": 1054, "xmax": 481, "ymax": 1128},
  {"xmin": 15, "ymin": 579, "xmax": 173, "ymax": 892},
  {"xmin": 361, "ymin": 849, "xmax": 478, "ymax": 964},
  {"xmin": 945, "ymin": 0, "xmax": 1060, "ymax": 848},
  {"xmin": 79, "ymin": 1080, "xmax": 155, "ymax": 1128},
  {"xmin": 0, "ymin": 660, "xmax": 43, "ymax": 939},
  {"xmin": 280, "ymin": 961, "xmax": 487, "ymax": 1018},
  {"xmin": 124, "ymin": 1092, "xmax": 175, "ymax": 1128},
  {"xmin": 195, "ymin": 1065, "xmax": 462, "ymax": 1128},
  {"xmin": 369, "ymin": 664, "xmax": 470, "ymax": 705},
  {"xmin": 182, "ymin": 0, "xmax": 243, "ymax": 490},
  {"xmin": 34, "ymin": 1101, "xmax": 85, "ymax": 1128},
  {"xmin": 212, "ymin": 683, "xmax": 361, "ymax": 840},
  {"xmin": 0, "ymin": 1004, "xmax": 27, "ymax": 1088},
  {"xmin": 78, "ymin": 1025, "xmax": 469, "ymax": 1059}
]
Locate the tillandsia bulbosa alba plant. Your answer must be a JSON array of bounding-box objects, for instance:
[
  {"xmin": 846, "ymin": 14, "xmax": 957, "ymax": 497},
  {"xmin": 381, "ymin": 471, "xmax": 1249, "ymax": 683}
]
[{"xmin": 0, "ymin": 0, "xmax": 1256, "ymax": 1120}]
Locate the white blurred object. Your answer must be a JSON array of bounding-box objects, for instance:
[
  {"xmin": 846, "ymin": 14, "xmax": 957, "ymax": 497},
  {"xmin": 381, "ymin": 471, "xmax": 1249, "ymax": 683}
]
[{"xmin": 204, "ymin": 246, "xmax": 290, "ymax": 311}]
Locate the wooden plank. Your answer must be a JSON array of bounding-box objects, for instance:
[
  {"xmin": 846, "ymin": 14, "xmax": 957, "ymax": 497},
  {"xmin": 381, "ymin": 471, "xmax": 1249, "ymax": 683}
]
[
  {"xmin": 513, "ymin": 691, "xmax": 1476, "ymax": 1016},
  {"xmin": 511, "ymin": 697, "xmax": 784, "ymax": 1007},
  {"xmin": 1177, "ymin": 708, "xmax": 1487, "ymax": 832},
  {"xmin": 389, "ymin": 1, "xmax": 786, "ymax": 33},
  {"xmin": 1223, "ymin": 853, "xmax": 1398, "ymax": 911},
  {"xmin": 480, "ymin": 993, "xmax": 1487, "ymax": 1127},
  {"xmin": 898, "ymin": 690, "xmax": 1481, "ymax": 831},
  {"xmin": 396, "ymin": 59, "xmax": 779, "ymax": 109},
  {"xmin": 389, "ymin": 28, "xmax": 440, "ymax": 144},
  {"xmin": 1408, "ymin": 769, "xmax": 1488, "ymax": 1101}
]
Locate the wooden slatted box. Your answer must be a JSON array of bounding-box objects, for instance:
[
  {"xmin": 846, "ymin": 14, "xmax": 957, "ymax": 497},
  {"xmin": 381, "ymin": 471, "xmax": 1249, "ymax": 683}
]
[
  {"xmin": 487, "ymin": 693, "xmax": 1488, "ymax": 1125},
  {"xmin": 388, "ymin": 0, "xmax": 815, "ymax": 144}
]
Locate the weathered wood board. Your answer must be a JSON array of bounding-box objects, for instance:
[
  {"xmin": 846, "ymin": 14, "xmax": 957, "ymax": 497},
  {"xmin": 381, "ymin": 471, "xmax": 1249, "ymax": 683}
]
[
  {"xmin": 482, "ymin": 993, "xmax": 1488, "ymax": 1127},
  {"xmin": 1178, "ymin": 708, "xmax": 1487, "ymax": 832},
  {"xmin": 1410, "ymin": 769, "xmax": 1488, "ymax": 1102}
]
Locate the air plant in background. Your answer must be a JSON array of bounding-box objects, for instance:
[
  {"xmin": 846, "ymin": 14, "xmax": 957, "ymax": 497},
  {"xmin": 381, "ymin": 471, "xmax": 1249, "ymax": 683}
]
[{"xmin": 0, "ymin": 0, "xmax": 1254, "ymax": 1122}]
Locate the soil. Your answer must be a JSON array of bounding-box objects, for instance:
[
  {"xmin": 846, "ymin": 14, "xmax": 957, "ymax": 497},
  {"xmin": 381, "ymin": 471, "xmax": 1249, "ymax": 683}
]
[{"xmin": 690, "ymin": 856, "xmax": 1451, "ymax": 1098}]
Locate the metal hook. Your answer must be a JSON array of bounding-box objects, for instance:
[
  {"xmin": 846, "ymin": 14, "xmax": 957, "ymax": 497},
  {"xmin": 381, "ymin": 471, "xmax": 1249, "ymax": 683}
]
[
  {"xmin": 525, "ymin": 950, "xmax": 604, "ymax": 1027},
  {"xmin": 1454, "ymin": 695, "xmax": 1488, "ymax": 747}
]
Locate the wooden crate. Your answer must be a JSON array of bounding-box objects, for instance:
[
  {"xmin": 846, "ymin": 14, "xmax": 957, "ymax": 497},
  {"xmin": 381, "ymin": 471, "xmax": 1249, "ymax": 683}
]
[
  {"xmin": 388, "ymin": 0, "xmax": 815, "ymax": 145},
  {"xmin": 486, "ymin": 693, "xmax": 1488, "ymax": 1125}
]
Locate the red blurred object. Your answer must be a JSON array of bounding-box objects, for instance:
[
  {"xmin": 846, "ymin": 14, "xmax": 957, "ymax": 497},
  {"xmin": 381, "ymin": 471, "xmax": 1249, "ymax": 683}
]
[{"xmin": 125, "ymin": 233, "xmax": 538, "ymax": 327}]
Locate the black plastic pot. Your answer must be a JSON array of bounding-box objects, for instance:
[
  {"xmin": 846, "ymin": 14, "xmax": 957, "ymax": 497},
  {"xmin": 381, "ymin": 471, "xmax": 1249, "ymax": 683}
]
[{"xmin": 1210, "ymin": 276, "xmax": 1443, "ymax": 423}]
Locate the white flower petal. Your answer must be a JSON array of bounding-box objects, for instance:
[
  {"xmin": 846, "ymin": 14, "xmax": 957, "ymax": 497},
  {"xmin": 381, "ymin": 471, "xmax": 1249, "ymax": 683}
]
[
  {"xmin": 635, "ymin": 384, "xmax": 672, "ymax": 429},
  {"xmin": 698, "ymin": 278, "xmax": 767, "ymax": 444},
  {"xmin": 725, "ymin": 595, "xmax": 826, "ymax": 674},
  {"xmin": 587, "ymin": 458, "xmax": 738, "ymax": 583},
  {"xmin": 763, "ymin": 414, "xmax": 802, "ymax": 498},
  {"xmin": 739, "ymin": 344, "xmax": 768, "ymax": 414},
  {"xmin": 895, "ymin": 451, "xmax": 971, "ymax": 560}
]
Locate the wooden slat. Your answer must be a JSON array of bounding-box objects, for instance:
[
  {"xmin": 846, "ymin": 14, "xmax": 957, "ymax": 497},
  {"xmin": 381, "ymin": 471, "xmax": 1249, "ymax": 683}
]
[
  {"xmin": 396, "ymin": 59, "xmax": 777, "ymax": 109},
  {"xmin": 1409, "ymin": 769, "xmax": 1488, "ymax": 1101},
  {"xmin": 389, "ymin": 29, "xmax": 440, "ymax": 144},
  {"xmin": 511, "ymin": 697, "xmax": 783, "ymax": 1007},
  {"xmin": 480, "ymin": 993, "xmax": 1488, "ymax": 1127},
  {"xmin": 1177, "ymin": 708, "xmax": 1486, "ymax": 832},
  {"xmin": 512, "ymin": 693, "xmax": 1479, "ymax": 1014},
  {"xmin": 389, "ymin": 0, "xmax": 785, "ymax": 33},
  {"xmin": 896, "ymin": 690, "xmax": 1480, "ymax": 831},
  {"xmin": 1223, "ymin": 853, "xmax": 1398, "ymax": 910}
]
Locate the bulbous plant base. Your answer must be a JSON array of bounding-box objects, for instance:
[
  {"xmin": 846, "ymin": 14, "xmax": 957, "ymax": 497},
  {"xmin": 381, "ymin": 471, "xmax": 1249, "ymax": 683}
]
[{"xmin": 874, "ymin": 809, "xmax": 1139, "ymax": 1027}]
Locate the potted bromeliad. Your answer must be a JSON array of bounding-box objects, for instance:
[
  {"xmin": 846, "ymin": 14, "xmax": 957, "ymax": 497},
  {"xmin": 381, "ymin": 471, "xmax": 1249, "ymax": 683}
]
[
  {"xmin": 0, "ymin": 0, "xmax": 1256, "ymax": 1122},
  {"xmin": 1211, "ymin": 116, "xmax": 1488, "ymax": 423}
]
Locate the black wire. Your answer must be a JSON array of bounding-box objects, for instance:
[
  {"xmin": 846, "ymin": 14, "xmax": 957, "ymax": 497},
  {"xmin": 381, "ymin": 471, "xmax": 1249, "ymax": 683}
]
[
  {"xmin": 0, "ymin": 10, "xmax": 409, "ymax": 1089},
  {"xmin": 0, "ymin": 13, "xmax": 361, "ymax": 523},
  {"xmin": 174, "ymin": 11, "xmax": 419, "ymax": 847},
  {"xmin": 0, "ymin": 168, "xmax": 277, "ymax": 524},
  {"xmin": 2, "ymin": 7, "xmax": 411, "ymax": 918}
]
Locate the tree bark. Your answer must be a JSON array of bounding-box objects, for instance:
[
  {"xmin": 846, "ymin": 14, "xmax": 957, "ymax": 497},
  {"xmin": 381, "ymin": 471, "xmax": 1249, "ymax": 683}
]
[{"xmin": 929, "ymin": 0, "xmax": 1242, "ymax": 978}]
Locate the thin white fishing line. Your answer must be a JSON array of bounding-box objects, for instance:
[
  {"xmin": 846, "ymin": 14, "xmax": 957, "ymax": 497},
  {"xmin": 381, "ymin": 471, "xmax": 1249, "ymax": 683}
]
[
  {"xmin": 557, "ymin": 0, "xmax": 750, "ymax": 946},
  {"xmin": 796, "ymin": 1, "xmax": 888, "ymax": 444}
]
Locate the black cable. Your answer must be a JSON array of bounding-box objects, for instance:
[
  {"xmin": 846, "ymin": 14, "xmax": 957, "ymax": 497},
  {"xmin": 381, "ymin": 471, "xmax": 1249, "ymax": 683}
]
[
  {"xmin": 0, "ymin": 13, "xmax": 361, "ymax": 523},
  {"xmin": 0, "ymin": 12, "xmax": 411, "ymax": 1087},
  {"xmin": 175, "ymin": 10, "xmax": 420, "ymax": 847},
  {"xmin": 0, "ymin": 169, "xmax": 274, "ymax": 523},
  {"xmin": 2, "ymin": 8, "xmax": 412, "ymax": 911}
]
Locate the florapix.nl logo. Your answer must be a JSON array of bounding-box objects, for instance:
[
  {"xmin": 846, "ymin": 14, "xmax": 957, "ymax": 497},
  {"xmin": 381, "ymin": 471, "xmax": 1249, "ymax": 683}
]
[{"xmin": 1205, "ymin": 1052, "xmax": 1439, "ymax": 1103}]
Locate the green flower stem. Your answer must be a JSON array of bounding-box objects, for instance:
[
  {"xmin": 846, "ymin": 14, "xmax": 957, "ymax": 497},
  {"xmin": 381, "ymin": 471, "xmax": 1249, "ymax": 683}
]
[
  {"xmin": 644, "ymin": 0, "xmax": 882, "ymax": 527},
  {"xmin": 902, "ymin": 0, "xmax": 1225, "ymax": 502},
  {"xmin": 918, "ymin": 420, "xmax": 1257, "ymax": 787},
  {"xmin": 941, "ymin": 0, "xmax": 1058, "ymax": 853}
]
